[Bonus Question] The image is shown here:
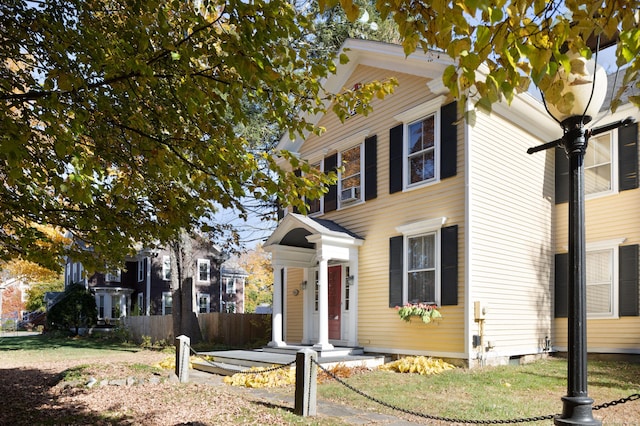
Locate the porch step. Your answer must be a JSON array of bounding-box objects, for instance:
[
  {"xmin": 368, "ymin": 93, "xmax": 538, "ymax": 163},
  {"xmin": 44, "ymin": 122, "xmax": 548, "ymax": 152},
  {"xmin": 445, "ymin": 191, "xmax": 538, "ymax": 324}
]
[
  {"xmin": 191, "ymin": 359, "xmax": 255, "ymax": 376},
  {"xmin": 263, "ymin": 345, "xmax": 364, "ymax": 357}
]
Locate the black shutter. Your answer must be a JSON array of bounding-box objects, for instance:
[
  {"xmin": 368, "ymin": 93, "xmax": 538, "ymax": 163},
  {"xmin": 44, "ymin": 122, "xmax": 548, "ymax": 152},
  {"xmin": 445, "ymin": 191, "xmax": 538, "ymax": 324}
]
[
  {"xmin": 364, "ymin": 135, "xmax": 378, "ymax": 201},
  {"xmin": 440, "ymin": 101, "xmax": 457, "ymax": 179},
  {"xmin": 555, "ymin": 147, "xmax": 569, "ymax": 204},
  {"xmin": 441, "ymin": 225, "xmax": 458, "ymax": 306},
  {"xmin": 619, "ymin": 244, "xmax": 639, "ymax": 317},
  {"xmin": 292, "ymin": 168, "xmax": 302, "ymax": 214},
  {"xmin": 619, "ymin": 122, "xmax": 639, "ymax": 192},
  {"xmin": 389, "ymin": 124, "xmax": 403, "ymax": 194},
  {"xmin": 324, "ymin": 153, "xmax": 338, "ymax": 212},
  {"xmin": 389, "ymin": 236, "xmax": 403, "ymax": 308},
  {"xmin": 555, "ymin": 253, "xmax": 568, "ymax": 318}
]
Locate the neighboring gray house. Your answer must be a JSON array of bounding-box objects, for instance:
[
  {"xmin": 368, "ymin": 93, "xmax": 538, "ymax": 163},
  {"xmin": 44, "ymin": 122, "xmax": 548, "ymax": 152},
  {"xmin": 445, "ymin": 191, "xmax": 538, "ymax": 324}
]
[{"xmin": 220, "ymin": 263, "xmax": 248, "ymax": 313}]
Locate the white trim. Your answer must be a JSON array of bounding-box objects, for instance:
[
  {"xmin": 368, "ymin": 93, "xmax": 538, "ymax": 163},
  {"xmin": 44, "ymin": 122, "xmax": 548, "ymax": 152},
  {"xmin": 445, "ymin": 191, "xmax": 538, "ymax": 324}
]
[
  {"xmin": 363, "ymin": 346, "xmax": 466, "ymax": 360},
  {"xmin": 586, "ymin": 238, "xmax": 626, "ymax": 250},
  {"xmin": 464, "ymin": 97, "xmax": 473, "ymax": 365},
  {"xmin": 393, "ymin": 95, "xmax": 445, "ymax": 123},
  {"xmin": 330, "ymin": 129, "xmax": 370, "ymax": 154},
  {"xmin": 197, "ymin": 258, "xmax": 211, "ymax": 282},
  {"xmin": 396, "ymin": 217, "xmax": 447, "ymax": 235}
]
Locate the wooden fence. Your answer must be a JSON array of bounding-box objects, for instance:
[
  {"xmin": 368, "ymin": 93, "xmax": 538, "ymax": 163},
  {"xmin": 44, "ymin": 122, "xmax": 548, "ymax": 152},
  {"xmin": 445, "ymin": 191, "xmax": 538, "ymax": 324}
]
[{"xmin": 123, "ymin": 313, "xmax": 271, "ymax": 348}]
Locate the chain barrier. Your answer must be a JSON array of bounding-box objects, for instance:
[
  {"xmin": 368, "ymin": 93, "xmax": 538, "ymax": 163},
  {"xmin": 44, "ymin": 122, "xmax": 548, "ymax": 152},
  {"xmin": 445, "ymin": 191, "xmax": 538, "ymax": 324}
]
[
  {"xmin": 187, "ymin": 345, "xmax": 295, "ymax": 375},
  {"xmin": 313, "ymin": 360, "xmax": 640, "ymax": 425}
]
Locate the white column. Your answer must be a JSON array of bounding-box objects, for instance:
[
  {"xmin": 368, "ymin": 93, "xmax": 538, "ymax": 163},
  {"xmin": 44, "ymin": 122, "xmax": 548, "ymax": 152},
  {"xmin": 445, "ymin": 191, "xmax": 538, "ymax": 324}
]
[
  {"xmin": 313, "ymin": 257, "xmax": 334, "ymax": 351},
  {"xmin": 268, "ymin": 265, "xmax": 286, "ymax": 347},
  {"xmin": 145, "ymin": 257, "xmax": 151, "ymax": 316}
]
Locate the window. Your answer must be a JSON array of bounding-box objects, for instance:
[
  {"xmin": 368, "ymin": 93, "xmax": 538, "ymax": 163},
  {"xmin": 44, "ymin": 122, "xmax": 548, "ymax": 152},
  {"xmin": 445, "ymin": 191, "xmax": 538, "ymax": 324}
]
[
  {"xmin": 345, "ymin": 267, "xmax": 351, "ymax": 311},
  {"xmin": 407, "ymin": 115, "xmax": 436, "ymax": 186},
  {"xmin": 586, "ymin": 249, "xmax": 614, "ymax": 316},
  {"xmin": 584, "ymin": 131, "xmax": 613, "ymax": 196},
  {"xmin": 198, "ymin": 293, "xmax": 210, "ymax": 313},
  {"xmin": 111, "ymin": 294, "xmax": 122, "ymax": 318},
  {"xmin": 389, "ymin": 218, "xmax": 458, "ymax": 308},
  {"xmin": 314, "ymin": 270, "xmax": 319, "ymax": 312},
  {"xmin": 106, "ymin": 270, "xmax": 121, "ymax": 283},
  {"xmin": 162, "ymin": 292, "xmax": 172, "ymax": 315},
  {"xmin": 137, "ymin": 293, "xmax": 144, "ymax": 316},
  {"xmin": 226, "ymin": 277, "xmax": 236, "ymax": 294},
  {"xmin": 407, "ymin": 233, "xmax": 437, "ymax": 303},
  {"xmin": 137, "ymin": 259, "xmax": 144, "ymax": 282},
  {"xmin": 162, "ymin": 256, "xmax": 171, "ymax": 281},
  {"xmin": 226, "ymin": 302, "xmax": 236, "ymax": 313},
  {"xmin": 555, "ymin": 239, "xmax": 640, "ymax": 319},
  {"xmin": 339, "ymin": 145, "xmax": 362, "ymax": 206},
  {"xmin": 197, "ymin": 259, "xmax": 210, "ymax": 282},
  {"xmin": 390, "ymin": 98, "xmax": 457, "ymax": 193},
  {"xmin": 97, "ymin": 294, "xmax": 105, "ymax": 319}
]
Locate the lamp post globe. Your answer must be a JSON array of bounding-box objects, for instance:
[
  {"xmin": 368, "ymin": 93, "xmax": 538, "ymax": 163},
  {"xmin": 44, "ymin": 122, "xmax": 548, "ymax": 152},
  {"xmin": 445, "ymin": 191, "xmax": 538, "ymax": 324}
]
[{"xmin": 548, "ymin": 51, "xmax": 607, "ymax": 426}]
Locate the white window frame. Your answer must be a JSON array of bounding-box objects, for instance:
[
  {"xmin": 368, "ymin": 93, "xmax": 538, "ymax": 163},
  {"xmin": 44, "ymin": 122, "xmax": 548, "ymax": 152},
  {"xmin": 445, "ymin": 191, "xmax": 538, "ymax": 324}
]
[
  {"xmin": 226, "ymin": 278, "xmax": 236, "ymax": 294},
  {"xmin": 197, "ymin": 293, "xmax": 211, "ymax": 313},
  {"xmin": 162, "ymin": 256, "xmax": 171, "ymax": 281},
  {"xmin": 162, "ymin": 291, "xmax": 173, "ymax": 316},
  {"xmin": 96, "ymin": 294, "xmax": 105, "ymax": 319},
  {"xmin": 394, "ymin": 96, "xmax": 445, "ymax": 191},
  {"xmin": 137, "ymin": 259, "xmax": 144, "ymax": 282},
  {"xmin": 585, "ymin": 130, "xmax": 617, "ymax": 199},
  {"xmin": 338, "ymin": 143, "xmax": 364, "ymax": 208},
  {"xmin": 197, "ymin": 259, "xmax": 211, "ymax": 282},
  {"xmin": 585, "ymin": 238, "xmax": 624, "ymax": 319},
  {"xmin": 397, "ymin": 217, "xmax": 446, "ymax": 306}
]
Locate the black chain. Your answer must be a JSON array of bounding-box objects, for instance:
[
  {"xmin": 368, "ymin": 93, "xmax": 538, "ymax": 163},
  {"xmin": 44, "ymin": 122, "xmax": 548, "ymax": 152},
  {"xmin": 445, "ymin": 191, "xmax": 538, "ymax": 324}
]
[
  {"xmin": 593, "ymin": 393, "xmax": 640, "ymax": 410},
  {"xmin": 314, "ymin": 360, "xmax": 640, "ymax": 424},
  {"xmin": 188, "ymin": 345, "xmax": 295, "ymax": 375}
]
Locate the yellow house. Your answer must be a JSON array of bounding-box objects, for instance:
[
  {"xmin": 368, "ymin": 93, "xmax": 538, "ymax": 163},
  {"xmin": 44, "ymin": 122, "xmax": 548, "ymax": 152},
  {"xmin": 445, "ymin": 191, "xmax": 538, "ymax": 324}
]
[{"xmin": 264, "ymin": 39, "xmax": 639, "ymax": 367}]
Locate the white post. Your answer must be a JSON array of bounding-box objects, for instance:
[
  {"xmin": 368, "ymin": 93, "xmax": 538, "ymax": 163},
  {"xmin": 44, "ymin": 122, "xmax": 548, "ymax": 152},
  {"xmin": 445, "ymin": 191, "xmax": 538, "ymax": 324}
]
[
  {"xmin": 268, "ymin": 265, "xmax": 286, "ymax": 347},
  {"xmin": 313, "ymin": 257, "xmax": 333, "ymax": 351},
  {"xmin": 175, "ymin": 335, "xmax": 190, "ymax": 383}
]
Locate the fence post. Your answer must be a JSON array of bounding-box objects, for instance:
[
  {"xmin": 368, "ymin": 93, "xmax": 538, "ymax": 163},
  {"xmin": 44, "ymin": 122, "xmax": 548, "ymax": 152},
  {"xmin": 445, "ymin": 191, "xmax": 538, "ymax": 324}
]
[
  {"xmin": 175, "ymin": 335, "xmax": 190, "ymax": 383},
  {"xmin": 294, "ymin": 348, "xmax": 318, "ymax": 416}
]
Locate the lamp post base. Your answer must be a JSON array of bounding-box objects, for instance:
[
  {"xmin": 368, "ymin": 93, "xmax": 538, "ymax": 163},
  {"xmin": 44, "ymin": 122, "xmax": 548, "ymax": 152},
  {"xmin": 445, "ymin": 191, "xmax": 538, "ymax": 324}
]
[{"xmin": 554, "ymin": 396, "xmax": 601, "ymax": 425}]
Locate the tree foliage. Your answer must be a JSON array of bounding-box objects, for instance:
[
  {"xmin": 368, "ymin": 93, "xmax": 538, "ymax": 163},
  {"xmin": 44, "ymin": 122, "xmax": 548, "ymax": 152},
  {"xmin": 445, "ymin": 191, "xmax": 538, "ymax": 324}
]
[
  {"xmin": 1, "ymin": 0, "xmax": 397, "ymax": 271},
  {"xmin": 330, "ymin": 0, "xmax": 640, "ymax": 115},
  {"xmin": 46, "ymin": 283, "xmax": 97, "ymax": 335},
  {"xmin": 25, "ymin": 278, "xmax": 64, "ymax": 313},
  {"xmin": 238, "ymin": 244, "xmax": 273, "ymax": 313}
]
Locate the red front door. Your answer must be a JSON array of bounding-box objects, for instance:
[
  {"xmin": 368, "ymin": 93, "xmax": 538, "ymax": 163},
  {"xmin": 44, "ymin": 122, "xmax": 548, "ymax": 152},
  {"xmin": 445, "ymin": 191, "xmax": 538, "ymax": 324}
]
[{"xmin": 328, "ymin": 266, "xmax": 342, "ymax": 341}]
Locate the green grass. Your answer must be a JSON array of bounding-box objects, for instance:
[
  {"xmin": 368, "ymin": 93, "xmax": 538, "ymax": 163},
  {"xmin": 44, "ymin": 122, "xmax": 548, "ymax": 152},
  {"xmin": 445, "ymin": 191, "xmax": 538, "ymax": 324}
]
[{"xmin": 318, "ymin": 358, "xmax": 640, "ymax": 423}]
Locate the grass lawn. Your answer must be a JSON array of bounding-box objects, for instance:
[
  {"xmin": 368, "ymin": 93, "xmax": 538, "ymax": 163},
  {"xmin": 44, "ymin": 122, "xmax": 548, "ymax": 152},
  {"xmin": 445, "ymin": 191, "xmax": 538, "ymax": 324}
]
[{"xmin": 318, "ymin": 357, "xmax": 640, "ymax": 424}]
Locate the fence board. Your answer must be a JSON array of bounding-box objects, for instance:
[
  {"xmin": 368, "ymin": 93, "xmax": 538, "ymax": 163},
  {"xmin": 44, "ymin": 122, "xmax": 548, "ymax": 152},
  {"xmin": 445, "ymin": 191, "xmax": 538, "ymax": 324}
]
[{"xmin": 124, "ymin": 313, "xmax": 271, "ymax": 347}]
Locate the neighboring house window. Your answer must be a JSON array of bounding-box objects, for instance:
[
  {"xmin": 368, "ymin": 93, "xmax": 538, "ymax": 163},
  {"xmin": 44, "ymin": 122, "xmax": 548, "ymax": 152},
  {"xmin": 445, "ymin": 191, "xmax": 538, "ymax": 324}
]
[
  {"xmin": 555, "ymin": 241, "xmax": 639, "ymax": 319},
  {"xmin": 198, "ymin": 293, "xmax": 210, "ymax": 313},
  {"xmin": 339, "ymin": 145, "xmax": 362, "ymax": 206},
  {"xmin": 137, "ymin": 293, "xmax": 144, "ymax": 315},
  {"xmin": 226, "ymin": 301, "xmax": 236, "ymax": 313},
  {"xmin": 197, "ymin": 259, "xmax": 210, "ymax": 282},
  {"xmin": 390, "ymin": 98, "xmax": 457, "ymax": 193},
  {"xmin": 162, "ymin": 256, "xmax": 171, "ymax": 281},
  {"xmin": 106, "ymin": 270, "xmax": 121, "ymax": 282},
  {"xmin": 96, "ymin": 294, "xmax": 105, "ymax": 319},
  {"xmin": 389, "ymin": 218, "xmax": 458, "ymax": 308},
  {"xmin": 138, "ymin": 259, "xmax": 144, "ymax": 282},
  {"xmin": 226, "ymin": 278, "xmax": 236, "ymax": 294},
  {"xmin": 162, "ymin": 292, "xmax": 172, "ymax": 315},
  {"xmin": 555, "ymin": 122, "xmax": 639, "ymax": 203}
]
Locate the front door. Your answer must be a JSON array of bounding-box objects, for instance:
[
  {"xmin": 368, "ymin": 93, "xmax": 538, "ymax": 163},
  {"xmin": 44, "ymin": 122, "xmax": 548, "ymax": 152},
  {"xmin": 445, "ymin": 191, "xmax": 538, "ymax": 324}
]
[{"xmin": 328, "ymin": 265, "xmax": 342, "ymax": 340}]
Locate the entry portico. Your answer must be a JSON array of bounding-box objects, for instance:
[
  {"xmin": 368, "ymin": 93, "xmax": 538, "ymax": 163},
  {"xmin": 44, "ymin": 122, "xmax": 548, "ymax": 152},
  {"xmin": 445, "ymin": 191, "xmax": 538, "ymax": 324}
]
[{"xmin": 263, "ymin": 213, "xmax": 363, "ymax": 351}]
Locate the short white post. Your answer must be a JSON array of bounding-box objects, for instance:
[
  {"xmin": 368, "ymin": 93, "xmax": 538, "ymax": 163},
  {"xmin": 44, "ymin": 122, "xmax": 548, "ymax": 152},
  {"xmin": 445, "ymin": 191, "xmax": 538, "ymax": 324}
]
[
  {"xmin": 175, "ymin": 335, "xmax": 190, "ymax": 383},
  {"xmin": 294, "ymin": 348, "xmax": 318, "ymax": 416}
]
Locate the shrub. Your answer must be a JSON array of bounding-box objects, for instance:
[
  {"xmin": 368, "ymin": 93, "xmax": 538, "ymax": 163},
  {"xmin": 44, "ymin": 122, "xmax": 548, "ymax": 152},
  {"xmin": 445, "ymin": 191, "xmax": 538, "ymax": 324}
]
[{"xmin": 46, "ymin": 283, "xmax": 97, "ymax": 335}]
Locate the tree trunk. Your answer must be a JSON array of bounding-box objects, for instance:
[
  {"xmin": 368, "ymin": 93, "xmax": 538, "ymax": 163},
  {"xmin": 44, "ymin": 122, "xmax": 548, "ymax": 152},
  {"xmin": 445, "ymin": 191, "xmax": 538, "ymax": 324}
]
[{"xmin": 169, "ymin": 230, "xmax": 202, "ymax": 344}]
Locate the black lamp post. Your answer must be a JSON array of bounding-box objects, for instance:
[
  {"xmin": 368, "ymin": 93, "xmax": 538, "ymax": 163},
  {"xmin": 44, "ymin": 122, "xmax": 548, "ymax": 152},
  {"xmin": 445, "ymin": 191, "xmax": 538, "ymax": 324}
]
[{"xmin": 528, "ymin": 49, "xmax": 608, "ymax": 426}]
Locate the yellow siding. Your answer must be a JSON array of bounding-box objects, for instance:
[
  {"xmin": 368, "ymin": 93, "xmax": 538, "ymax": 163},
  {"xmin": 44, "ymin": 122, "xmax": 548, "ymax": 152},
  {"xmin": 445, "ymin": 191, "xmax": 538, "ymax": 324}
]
[
  {"xmin": 468, "ymin": 110, "xmax": 555, "ymax": 357},
  {"xmin": 553, "ymin": 124, "xmax": 640, "ymax": 352},
  {"xmin": 285, "ymin": 268, "xmax": 304, "ymax": 343},
  {"xmin": 300, "ymin": 65, "xmax": 465, "ymax": 355}
]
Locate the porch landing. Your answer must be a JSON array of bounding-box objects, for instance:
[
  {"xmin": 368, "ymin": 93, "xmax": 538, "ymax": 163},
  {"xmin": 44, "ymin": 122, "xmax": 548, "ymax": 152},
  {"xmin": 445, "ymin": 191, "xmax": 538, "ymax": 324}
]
[{"xmin": 192, "ymin": 345, "xmax": 386, "ymax": 376}]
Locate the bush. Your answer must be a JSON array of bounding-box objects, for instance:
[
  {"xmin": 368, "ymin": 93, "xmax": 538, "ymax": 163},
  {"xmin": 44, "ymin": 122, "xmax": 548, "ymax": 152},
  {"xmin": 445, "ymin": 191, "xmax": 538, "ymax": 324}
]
[{"xmin": 46, "ymin": 283, "xmax": 97, "ymax": 335}]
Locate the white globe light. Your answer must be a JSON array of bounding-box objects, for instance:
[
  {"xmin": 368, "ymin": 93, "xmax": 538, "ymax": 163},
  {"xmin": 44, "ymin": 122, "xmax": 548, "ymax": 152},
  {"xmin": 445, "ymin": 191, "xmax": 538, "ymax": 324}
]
[{"xmin": 545, "ymin": 51, "xmax": 608, "ymax": 122}]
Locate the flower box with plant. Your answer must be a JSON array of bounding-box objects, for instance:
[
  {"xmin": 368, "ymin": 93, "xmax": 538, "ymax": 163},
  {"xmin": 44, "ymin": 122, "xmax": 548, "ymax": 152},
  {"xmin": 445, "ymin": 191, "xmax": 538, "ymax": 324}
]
[{"xmin": 396, "ymin": 303, "xmax": 442, "ymax": 324}]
